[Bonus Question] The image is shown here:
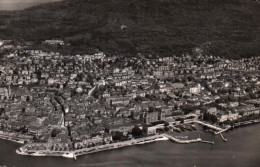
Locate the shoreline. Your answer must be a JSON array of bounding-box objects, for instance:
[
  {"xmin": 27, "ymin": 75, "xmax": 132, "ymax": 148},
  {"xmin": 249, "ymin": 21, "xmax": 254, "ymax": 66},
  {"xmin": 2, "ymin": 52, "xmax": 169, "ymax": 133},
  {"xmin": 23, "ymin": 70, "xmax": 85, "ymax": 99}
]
[
  {"xmin": 233, "ymin": 119, "xmax": 260, "ymax": 128},
  {"xmin": 0, "ymin": 134, "xmax": 28, "ymax": 144},
  {"xmin": 73, "ymin": 135, "xmax": 169, "ymax": 158},
  {"xmin": 0, "ymin": 119, "xmax": 259, "ymax": 159},
  {"xmin": 0, "ymin": 121, "xmax": 258, "ymax": 167},
  {"xmin": 16, "ymin": 133, "xmax": 215, "ymax": 159},
  {"xmin": 16, "ymin": 135, "xmax": 169, "ymax": 159}
]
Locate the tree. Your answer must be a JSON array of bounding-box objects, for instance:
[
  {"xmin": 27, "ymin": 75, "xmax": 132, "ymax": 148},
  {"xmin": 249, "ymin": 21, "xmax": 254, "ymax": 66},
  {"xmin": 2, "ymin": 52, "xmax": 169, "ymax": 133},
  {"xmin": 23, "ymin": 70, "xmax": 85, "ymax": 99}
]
[
  {"xmin": 180, "ymin": 119, "xmax": 184, "ymax": 124},
  {"xmin": 51, "ymin": 129, "xmax": 61, "ymax": 137},
  {"xmin": 164, "ymin": 122, "xmax": 169, "ymax": 127},
  {"xmin": 249, "ymin": 93, "xmax": 257, "ymax": 99},
  {"xmin": 131, "ymin": 125, "xmax": 143, "ymax": 138},
  {"xmin": 163, "ymin": 95, "xmax": 173, "ymax": 104},
  {"xmin": 203, "ymin": 112, "xmax": 217, "ymax": 124},
  {"xmin": 164, "ymin": 122, "xmax": 169, "ymax": 132},
  {"xmin": 135, "ymin": 96, "xmax": 143, "ymax": 102},
  {"xmin": 180, "ymin": 105, "xmax": 194, "ymax": 115},
  {"xmin": 112, "ymin": 131, "xmax": 124, "ymax": 141},
  {"xmin": 148, "ymin": 106, "xmax": 155, "ymax": 113},
  {"xmin": 22, "ymin": 108, "xmax": 26, "ymax": 113},
  {"xmin": 0, "ymin": 108, "xmax": 5, "ymax": 115},
  {"xmin": 228, "ymin": 95, "xmax": 237, "ymax": 102}
]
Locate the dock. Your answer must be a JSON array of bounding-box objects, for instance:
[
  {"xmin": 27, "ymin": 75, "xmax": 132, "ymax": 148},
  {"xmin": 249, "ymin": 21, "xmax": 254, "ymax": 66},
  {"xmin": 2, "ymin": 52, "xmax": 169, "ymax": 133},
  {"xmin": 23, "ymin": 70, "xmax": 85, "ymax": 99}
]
[
  {"xmin": 163, "ymin": 134, "xmax": 200, "ymax": 144},
  {"xmin": 219, "ymin": 133, "xmax": 227, "ymax": 142},
  {"xmin": 200, "ymin": 140, "xmax": 214, "ymax": 145},
  {"xmin": 214, "ymin": 126, "xmax": 231, "ymax": 135},
  {"xmin": 185, "ymin": 120, "xmax": 231, "ymax": 138},
  {"xmin": 163, "ymin": 133, "xmax": 214, "ymax": 145},
  {"xmin": 193, "ymin": 121, "xmax": 223, "ymax": 131}
]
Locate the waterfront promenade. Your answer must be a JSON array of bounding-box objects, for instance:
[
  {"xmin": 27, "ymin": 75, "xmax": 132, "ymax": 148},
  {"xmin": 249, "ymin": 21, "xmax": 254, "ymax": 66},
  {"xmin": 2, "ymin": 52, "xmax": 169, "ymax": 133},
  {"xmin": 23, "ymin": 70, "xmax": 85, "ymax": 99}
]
[
  {"xmin": 73, "ymin": 135, "xmax": 168, "ymax": 157},
  {"xmin": 0, "ymin": 130, "xmax": 33, "ymax": 144},
  {"xmin": 0, "ymin": 134, "xmax": 25, "ymax": 144},
  {"xmin": 17, "ymin": 135, "xmax": 169, "ymax": 159},
  {"xmin": 11, "ymin": 118, "xmax": 260, "ymax": 159},
  {"xmin": 16, "ymin": 133, "xmax": 216, "ymax": 159},
  {"xmin": 233, "ymin": 119, "xmax": 260, "ymax": 127},
  {"xmin": 2, "ymin": 123, "xmax": 260, "ymax": 167}
]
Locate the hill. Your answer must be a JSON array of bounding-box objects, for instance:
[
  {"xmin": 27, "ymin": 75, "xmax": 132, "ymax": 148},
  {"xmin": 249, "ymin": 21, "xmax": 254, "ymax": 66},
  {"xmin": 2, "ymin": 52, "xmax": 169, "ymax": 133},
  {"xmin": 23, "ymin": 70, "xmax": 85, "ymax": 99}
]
[{"xmin": 0, "ymin": 0, "xmax": 259, "ymax": 58}]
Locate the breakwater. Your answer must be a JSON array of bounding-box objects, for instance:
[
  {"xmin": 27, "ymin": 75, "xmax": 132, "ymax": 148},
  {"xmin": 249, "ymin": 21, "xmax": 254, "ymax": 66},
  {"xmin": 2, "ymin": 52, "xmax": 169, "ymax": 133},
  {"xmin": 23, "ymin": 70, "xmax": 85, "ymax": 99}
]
[{"xmin": 164, "ymin": 133, "xmax": 214, "ymax": 145}]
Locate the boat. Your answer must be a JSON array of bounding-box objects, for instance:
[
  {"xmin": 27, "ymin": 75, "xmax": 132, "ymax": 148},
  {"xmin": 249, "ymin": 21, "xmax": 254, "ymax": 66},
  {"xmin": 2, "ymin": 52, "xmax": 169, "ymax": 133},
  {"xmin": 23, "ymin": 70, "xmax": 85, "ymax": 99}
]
[
  {"xmin": 178, "ymin": 125, "xmax": 185, "ymax": 131},
  {"xmin": 171, "ymin": 127, "xmax": 181, "ymax": 133},
  {"xmin": 191, "ymin": 124, "xmax": 197, "ymax": 130},
  {"xmin": 27, "ymin": 151, "xmax": 35, "ymax": 154},
  {"xmin": 176, "ymin": 136, "xmax": 188, "ymax": 139},
  {"xmin": 182, "ymin": 125, "xmax": 192, "ymax": 131}
]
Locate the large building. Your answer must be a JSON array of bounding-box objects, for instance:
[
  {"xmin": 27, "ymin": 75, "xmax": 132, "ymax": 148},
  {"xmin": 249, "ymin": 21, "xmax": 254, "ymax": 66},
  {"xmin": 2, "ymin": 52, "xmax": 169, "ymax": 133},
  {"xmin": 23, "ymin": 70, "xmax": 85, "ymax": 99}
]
[
  {"xmin": 0, "ymin": 86, "xmax": 11, "ymax": 100},
  {"xmin": 141, "ymin": 111, "xmax": 165, "ymax": 124}
]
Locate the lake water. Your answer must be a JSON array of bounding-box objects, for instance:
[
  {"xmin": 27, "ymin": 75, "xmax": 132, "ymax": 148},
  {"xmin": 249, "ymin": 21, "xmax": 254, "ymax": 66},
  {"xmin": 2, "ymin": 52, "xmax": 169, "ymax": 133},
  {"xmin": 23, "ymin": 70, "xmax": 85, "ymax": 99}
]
[
  {"xmin": 0, "ymin": 124, "xmax": 260, "ymax": 167},
  {"xmin": 0, "ymin": 0, "xmax": 62, "ymax": 11}
]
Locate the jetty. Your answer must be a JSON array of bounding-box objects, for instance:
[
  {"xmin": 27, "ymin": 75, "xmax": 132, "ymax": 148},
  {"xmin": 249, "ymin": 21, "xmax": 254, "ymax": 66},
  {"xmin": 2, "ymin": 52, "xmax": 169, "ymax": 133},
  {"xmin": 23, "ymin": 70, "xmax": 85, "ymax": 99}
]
[
  {"xmin": 219, "ymin": 133, "xmax": 227, "ymax": 142},
  {"xmin": 193, "ymin": 121, "xmax": 223, "ymax": 131},
  {"xmin": 185, "ymin": 120, "xmax": 229, "ymax": 136},
  {"xmin": 200, "ymin": 140, "xmax": 214, "ymax": 145},
  {"xmin": 164, "ymin": 133, "xmax": 201, "ymax": 144},
  {"xmin": 214, "ymin": 126, "xmax": 231, "ymax": 135},
  {"xmin": 163, "ymin": 133, "xmax": 214, "ymax": 145}
]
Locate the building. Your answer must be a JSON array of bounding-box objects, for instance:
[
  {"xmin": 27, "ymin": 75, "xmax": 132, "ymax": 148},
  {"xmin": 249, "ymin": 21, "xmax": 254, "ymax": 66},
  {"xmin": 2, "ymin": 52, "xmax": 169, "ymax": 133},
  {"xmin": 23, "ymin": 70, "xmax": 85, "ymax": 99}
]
[
  {"xmin": 190, "ymin": 84, "xmax": 201, "ymax": 94},
  {"xmin": 106, "ymin": 96, "xmax": 130, "ymax": 106},
  {"xmin": 43, "ymin": 40, "xmax": 64, "ymax": 46},
  {"xmin": 142, "ymin": 112, "xmax": 159, "ymax": 124}
]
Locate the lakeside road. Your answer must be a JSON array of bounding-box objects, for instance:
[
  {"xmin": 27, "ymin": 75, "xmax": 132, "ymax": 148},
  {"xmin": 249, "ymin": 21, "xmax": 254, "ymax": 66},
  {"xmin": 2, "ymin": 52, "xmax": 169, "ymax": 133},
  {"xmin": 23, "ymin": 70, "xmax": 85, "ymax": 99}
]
[
  {"xmin": 233, "ymin": 119, "xmax": 260, "ymax": 127},
  {"xmin": 0, "ymin": 131, "xmax": 33, "ymax": 144},
  {"xmin": 0, "ymin": 119, "xmax": 259, "ymax": 159},
  {"xmin": 16, "ymin": 135, "xmax": 169, "ymax": 159},
  {"xmin": 1, "ymin": 123, "xmax": 260, "ymax": 167},
  {"xmin": 16, "ymin": 133, "xmax": 216, "ymax": 159},
  {"xmin": 0, "ymin": 134, "xmax": 25, "ymax": 144}
]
